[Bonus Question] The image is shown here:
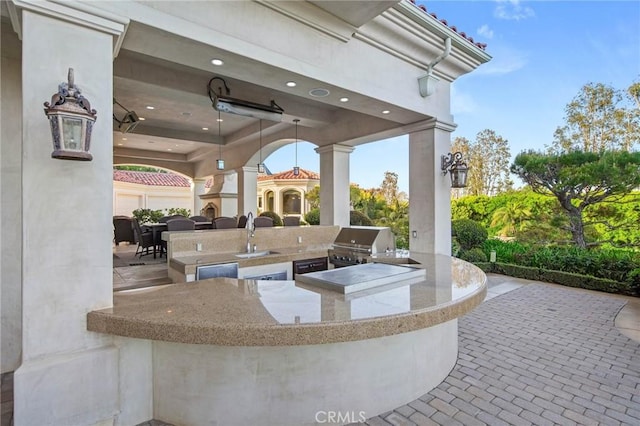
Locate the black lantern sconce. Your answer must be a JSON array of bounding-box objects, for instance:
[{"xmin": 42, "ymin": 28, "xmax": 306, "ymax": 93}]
[
  {"xmin": 44, "ymin": 68, "xmax": 96, "ymax": 161},
  {"xmin": 441, "ymin": 152, "xmax": 469, "ymax": 188}
]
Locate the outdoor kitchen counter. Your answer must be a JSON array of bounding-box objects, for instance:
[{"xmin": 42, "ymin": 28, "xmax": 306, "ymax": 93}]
[{"xmin": 87, "ymin": 253, "xmax": 486, "ymax": 346}]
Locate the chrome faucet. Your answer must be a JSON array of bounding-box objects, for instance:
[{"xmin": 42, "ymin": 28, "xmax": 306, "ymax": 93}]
[{"xmin": 246, "ymin": 212, "xmax": 255, "ymax": 253}]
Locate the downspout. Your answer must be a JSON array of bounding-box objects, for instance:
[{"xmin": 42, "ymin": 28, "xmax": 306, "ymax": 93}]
[{"xmin": 418, "ymin": 37, "xmax": 451, "ymax": 97}]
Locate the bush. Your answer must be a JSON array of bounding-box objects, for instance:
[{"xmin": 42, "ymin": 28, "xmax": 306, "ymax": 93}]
[
  {"xmin": 304, "ymin": 208, "xmax": 320, "ymax": 225},
  {"xmin": 459, "ymin": 247, "xmax": 488, "ymax": 263},
  {"xmin": 259, "ymin": 211, "xmax": 283, "ymax": 227},
  {"xmin": 166, "ymin": 207, "xmax": 190, "ymax": 217},
  {"xmin": 350, "ymin": 210, "xmax": 374, "ymax": 226},
  {"xmin": 452, "ymin": 219, "xmax": 488, "ymax": 250},
  {"xmin": 132, "ymin": 208, "xmax": 164, "ymax": 224}
]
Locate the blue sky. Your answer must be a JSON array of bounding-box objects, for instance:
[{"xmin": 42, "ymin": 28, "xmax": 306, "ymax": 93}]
[{"xmin": 263, "ymin": 0, "xmax": 640, "ymax": 194}]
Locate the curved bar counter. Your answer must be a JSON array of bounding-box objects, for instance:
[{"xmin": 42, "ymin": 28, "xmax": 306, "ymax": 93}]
[{"xmin": 88, "ymin": 253, "xmax": 486, "ymax": 426}]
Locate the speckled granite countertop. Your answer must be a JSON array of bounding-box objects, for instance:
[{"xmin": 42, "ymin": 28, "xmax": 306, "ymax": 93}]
[{"xmin": 88, "ymin": 253, "xmax": 486, "ymax": 346}]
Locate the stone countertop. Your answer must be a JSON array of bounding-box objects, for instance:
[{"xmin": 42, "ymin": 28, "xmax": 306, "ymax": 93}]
[
  {"xmin": 88, "ymin": 253, "xmax": 486, "ymax": 346},
  {"xmin": 169, "ymin": 245, "xmax": 332, "ymax": 275}
]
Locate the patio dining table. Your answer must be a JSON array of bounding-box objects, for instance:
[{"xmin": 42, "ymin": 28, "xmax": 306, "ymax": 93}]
[{"xmin": 146, "ymin": 221, "xmax": 213, "ymax": 258}]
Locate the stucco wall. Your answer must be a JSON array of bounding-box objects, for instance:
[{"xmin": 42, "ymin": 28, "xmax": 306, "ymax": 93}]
[{"xmin": 113, "ymin": 181, "xmax": 193, "ymax": 217}]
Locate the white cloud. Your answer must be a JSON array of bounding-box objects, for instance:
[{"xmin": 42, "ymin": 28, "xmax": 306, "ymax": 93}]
[
  {"xmin": 478, "ymin": 24, "xmax": 494, "ymax": 39},
  {"xmin": 475, "ymin": 44, "xmax": 528, "ymax": 75},
  {"xmin": 451, "ymin": 86, "xmax": 478, "ymax": 115},
  {"xmin": 494, "ymin": 0, "xmax": 535, "ymax": 21}
]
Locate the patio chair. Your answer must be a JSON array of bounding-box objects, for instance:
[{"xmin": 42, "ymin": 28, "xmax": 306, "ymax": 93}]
[
  {"xmin": 253, "ymin": 216, "xmax": 274, "ymax": 228},
  {"xmin": 213, "ymin": 217, "xmax": 237, "ymax": 229},
  {"xmin": 236, "ymin": 215, "xmax": 247, "ymax": 228},
  {"xmin": 132, "ymin": 218, "xmax": 155, "ymax": 258},
  {"xmin": 283, "ymin": 216, "xmax": 300, "ymax": 227},
  {"xmin": 189, "ymin": 215, "xmax": 209, "ymax": 222},
  {"xmin": 159, "ymin": 214, "xmax": 184, "ymax": 223},
  {"xmin": 113, "ymin": 216, "xmax": 136, "ymax": 245}
]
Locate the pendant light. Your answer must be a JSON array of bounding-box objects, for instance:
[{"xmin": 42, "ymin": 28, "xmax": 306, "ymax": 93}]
[
  {"xmin": 257, "ymin": 119, "xmax": 265, "ymax": 173},
  {"xmin": 293, "ymin": 119, "xmax": 300, "ymax": 176},
  {"xmin": 216, "ymin": 110, "xmax": 224, "ymax": 170}
]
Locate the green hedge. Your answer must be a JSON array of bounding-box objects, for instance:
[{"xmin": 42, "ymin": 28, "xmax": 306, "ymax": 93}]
[{"xmin": 480, "ymin": 262, "xmax": 635, "ymax": 295}]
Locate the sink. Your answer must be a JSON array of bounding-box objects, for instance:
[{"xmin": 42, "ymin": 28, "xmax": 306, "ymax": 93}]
[{"xmin": 234, "ymin": 250, "xmax": 279, "ymax": 259}]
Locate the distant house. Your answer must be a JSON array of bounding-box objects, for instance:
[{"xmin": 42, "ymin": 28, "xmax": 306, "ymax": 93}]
[
  {"xmin": 113, "ymin": 170, "xmax": 194, "ymax": 217},
  {"xmin": 257, "ymin": 168, "xmax": 319, "ymax": 219}
]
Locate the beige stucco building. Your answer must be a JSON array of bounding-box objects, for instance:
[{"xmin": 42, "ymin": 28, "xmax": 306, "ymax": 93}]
[{"xmin": 1, "ymin": 1, "xmax": 490, "ymax": 424}]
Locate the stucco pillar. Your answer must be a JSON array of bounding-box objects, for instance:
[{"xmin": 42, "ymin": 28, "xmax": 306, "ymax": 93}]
[
  {"xmin": 408, "ymin": 119, "xmax": 457, "ymax": 255},
  {"xmin": 11, "ymin": 4, "xmax": 134, "ymax": 426},
  {"xmin": 316, "ymin": 144, "xmax": 354, "ymax": 227},
  {"xmin": 193, "ymin": 177, "xmax": 208, "ymax": 216},
  {"xmin": 237, "ymin": 166, "xmax": 258, "ymax": 217}
]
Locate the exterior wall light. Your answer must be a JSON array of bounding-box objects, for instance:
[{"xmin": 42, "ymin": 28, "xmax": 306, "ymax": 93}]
[
  {"xmin": 441, "ymin": 151, "xmax": 469, "ymax": 188},
  {"xmin": 44, "ymin": 68, "xmax": 96, "ymax": 161}
]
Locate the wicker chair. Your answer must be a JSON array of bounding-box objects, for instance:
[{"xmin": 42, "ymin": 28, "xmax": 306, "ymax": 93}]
[
  {"xmin": 132, "ymin": 218, "xmax": 155, "ymax": 258},
  {"xmin": 113, "ymin": 216, "xmax": 136, "ymax": 245},
  {"xmin": 253, "ymin": 216, "xmax": 274, "ymax": 228},
  {"xmin": 213, "ymin": 217, "xmax": 238, "ymax": 229},
  {"xmin": 283, "ymin": 216, "xmax": 300, "ymax": 227}
]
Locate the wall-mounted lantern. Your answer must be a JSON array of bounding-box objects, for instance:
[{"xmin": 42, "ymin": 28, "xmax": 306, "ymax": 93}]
[
  {"xmin": 43, "ymin": 68, "xmax": 97, "ymax": 161},
  {"xmin": 441, "ymin": 152, "xmax": 469, "ymax": 188}
]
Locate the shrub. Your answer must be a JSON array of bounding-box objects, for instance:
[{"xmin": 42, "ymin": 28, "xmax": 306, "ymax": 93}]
[
  {"xmin": 132, "ymin": 208, "xmax": 164, "ymax": 224},
  {"xmin": 259, "ymin": 211, "xmax": 283, "ymax": 227},
  {"xmin": 627, "ymin": 268, "xmax": 640, "ymax": 296},
  {"xmin": 350, "ymin": 210, "xmax": 374, "ymax": 226},
  {"xmin": 166, "ymin": 207, "xmax": 190, "ymax": 217},
  {"xmin": 459, "ymin": 247, "xmax": 488, "ymax": 263},
  {"xmin": 452, "ymin": 219, "xmax": 488, "ymax": 250},
  {"xmin": 304, "ymin": 208, "xmax": 320, "ymax": 225}
]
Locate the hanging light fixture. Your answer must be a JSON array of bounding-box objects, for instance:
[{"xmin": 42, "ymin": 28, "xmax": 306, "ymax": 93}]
[
  {"xmin": 441, "ymin": 151, "xmax": 469, "ymax": 188},
  {"xmin": 216, "ymin": 110, "xmax": 224, "ymax": 170},
  {"xmin": 257, "ymin": 119, "xmax": 265, "ymax": 173},
  {"xmin": 293, "ymin": 119, "xmax": 300, "ymax": 176}
]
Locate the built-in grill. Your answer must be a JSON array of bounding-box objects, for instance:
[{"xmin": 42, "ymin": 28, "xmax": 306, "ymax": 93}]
[{"xmin": 328, "ymin": 226, "xmax": 396, "ymax": 268}]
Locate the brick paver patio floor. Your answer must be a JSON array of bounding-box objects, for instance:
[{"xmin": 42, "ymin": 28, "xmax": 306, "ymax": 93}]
[{"xmin": 365, "ymin": 283, "xmax": 640, "ymax": 426}]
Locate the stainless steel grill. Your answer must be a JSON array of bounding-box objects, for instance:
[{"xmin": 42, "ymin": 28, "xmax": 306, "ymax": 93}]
[{"xmin": 328, "ymin": 226, "xmax": 396, "ymax": 268}]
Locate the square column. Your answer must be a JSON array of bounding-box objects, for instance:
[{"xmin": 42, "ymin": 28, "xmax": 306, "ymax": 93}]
[
  {"xmin": 315, "ymin": 144, "xmax": 354, "ymax": 227},
  {"xmin": 237, "ymin": 166, "xmax": 258, "ymax": 217},
  {"xmin": 8, "ymin": 4, "xmax": 146, "ymax": 425},
  {"xmin": 408, "ymin": 119, "xmax": 457, "ymax": 255}
]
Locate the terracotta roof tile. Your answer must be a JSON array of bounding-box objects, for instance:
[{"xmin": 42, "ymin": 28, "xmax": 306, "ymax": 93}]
[
  {"xmin": 407, "ymin": 0, "xmax": 488, "ymax": 50},
  {"xmin": 258, "ymin": 168, "xmax": 319, "ymax": 181},
  {"xmin": 113, "ymin": 170, "xmax": 191, "ymax": 187}
]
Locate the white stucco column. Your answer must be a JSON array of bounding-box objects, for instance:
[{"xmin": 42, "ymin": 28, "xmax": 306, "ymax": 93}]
[
  {"xmin": 193, "ymin": 177, "xmax": 208, "ymax": 216},
  {"xmin": 237, "ymin": 166, "xmax": 258, "ymax": 217},
  {"xmin": 11, "ymin": 4, "xmax": 137, "ymax": 426},
  {"xmin": 408, "ymin": 119, "xmax": 457, "ymax": 255},
  {"xmin": 316, "ymin": 144, "xmax": 354, "ymax": 227}
]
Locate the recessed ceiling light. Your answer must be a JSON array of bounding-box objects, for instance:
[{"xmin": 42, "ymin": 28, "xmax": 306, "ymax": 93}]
[
  {"xmin": 202, "ymin": 127, "xmax": 209, "ymax": 131},
  {"xmin": 145, "ymin": 105, "xmax": 155, "ymax": 110},
  {"xmin": 382, "ymin": 110, "xmax": 390, "ymax": 114},
  {"xmin": 286, "ymin": 81, "xmax": 297, "ymax": 87},
  {"xmin": 339, "ymin": 97, "xmax": 349, "ymax": 102},
  {"xmin": 309, "ymin": 88, "xmax": 330, "ymax": 97},
  {"xmin": 139, "ymin": 117, "xmax": 146, "ymax": 121},
  {"xmin": 121, "ymin": 137, "xmax": 127, "ymax": 141},
  {"xmin": 167, "ymin": 148, "xmax": 172, "ymax": 151},
  {"xmin": 117, "ymin": 143, "xmax": 123, "ymax": 146},
  {"xmin": 211, "ymin": 58, "xmax": 224, "ymax": 66},
  {"xmin": 217, "ymin": 118, "xmax": 223, "ymax": 122}
]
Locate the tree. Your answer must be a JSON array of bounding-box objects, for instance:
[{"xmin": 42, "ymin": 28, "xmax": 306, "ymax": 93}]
[
  {"xmin": 549, "ymin": 82, "xmax": 640, "ymax": 153},
  {"xmin": 511, "ymin": 150, "xmax": 640, "ymax": 248},
  {"xmin": 305, "ymin": 185, "xmax": 320, "ymax": 209},
  {"xmin": 380, "ymin": 171, "xmax": 399, "ymax": 205},
  {"xmin": 490, "ymin": 201, "xmax": 532, "ymax": 238},
  {"xmin": 458, "ymin": 130, "xmax": 512, "ymax": 196}
]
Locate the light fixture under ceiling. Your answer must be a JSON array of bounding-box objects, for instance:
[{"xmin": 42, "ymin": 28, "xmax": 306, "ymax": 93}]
[
  {"xmin": 293, "ymin": 119, "xmax": 300, "ymax": 176},
  {"xmin": 112, "ymin": 98, "xmax": 140, "ymax": 134},
  {"xmin": 257, "ymin": 119, "xmax": 265, "ymax": 173},
  {"xmin": 208, "ymin": 76, "xmax": 284, "ymax": 122},
  {"xmin": 216, "ymin": 109, "xmax": 224, "ymax": 170}
]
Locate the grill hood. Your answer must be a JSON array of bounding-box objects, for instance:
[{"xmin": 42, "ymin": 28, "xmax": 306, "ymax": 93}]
[{"xmin": 331, "ymin": 226, "xmax": 396, "ymax": 254}]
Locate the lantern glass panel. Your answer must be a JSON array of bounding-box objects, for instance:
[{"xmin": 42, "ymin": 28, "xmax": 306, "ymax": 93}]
[{"xmin": 62, "ymin": 116, "xmax": 83, "ymax": 150}]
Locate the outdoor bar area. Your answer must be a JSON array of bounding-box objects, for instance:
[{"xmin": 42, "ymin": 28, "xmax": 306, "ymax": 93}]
[{"xmin": 1, "ymin": 1, "xmax": 491, "ymax": 425}]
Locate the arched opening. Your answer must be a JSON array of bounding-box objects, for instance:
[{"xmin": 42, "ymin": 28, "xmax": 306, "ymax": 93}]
[
  {"xmin": 265, "ymin": 190, "xmax": 275, "ymax": 212},
  {"xmin": 282, "ymin": 189, "xmax": 302, "ymax": 215}
]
